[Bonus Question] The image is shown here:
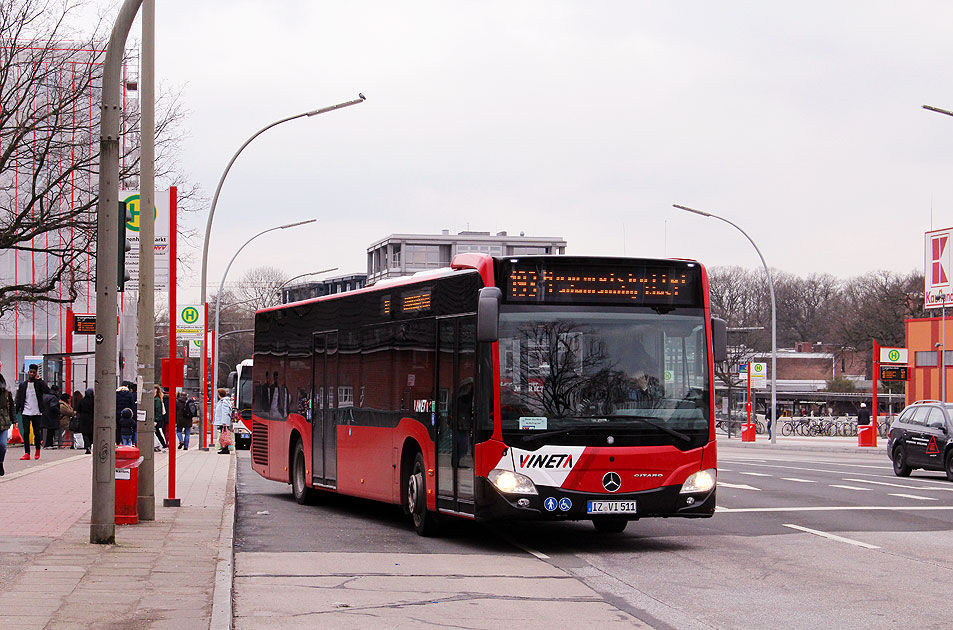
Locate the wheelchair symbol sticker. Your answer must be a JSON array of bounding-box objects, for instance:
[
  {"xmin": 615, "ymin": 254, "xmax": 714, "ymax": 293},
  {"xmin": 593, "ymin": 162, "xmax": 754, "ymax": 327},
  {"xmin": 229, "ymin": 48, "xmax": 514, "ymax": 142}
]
[{"xmin": 558, "ymin": 498, "xmax": 572, "ymax": 511}]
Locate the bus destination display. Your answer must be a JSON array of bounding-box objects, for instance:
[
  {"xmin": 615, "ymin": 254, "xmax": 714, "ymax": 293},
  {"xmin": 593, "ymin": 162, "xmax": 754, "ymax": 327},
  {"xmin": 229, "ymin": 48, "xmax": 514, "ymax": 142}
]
[{"xmin": 504, "ymin": 261, "xmax": 700, "ymax": 306}]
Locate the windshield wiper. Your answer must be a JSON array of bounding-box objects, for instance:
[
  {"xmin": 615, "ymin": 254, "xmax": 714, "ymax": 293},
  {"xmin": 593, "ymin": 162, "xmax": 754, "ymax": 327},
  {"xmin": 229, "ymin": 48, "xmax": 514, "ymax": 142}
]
[
  {"xmin": 519, "ymin": 418, "xmax": 691, "ymax": 443},
  {"xmin": 521, "ymin": 428, "xmax": 577, "ymax": 443}
]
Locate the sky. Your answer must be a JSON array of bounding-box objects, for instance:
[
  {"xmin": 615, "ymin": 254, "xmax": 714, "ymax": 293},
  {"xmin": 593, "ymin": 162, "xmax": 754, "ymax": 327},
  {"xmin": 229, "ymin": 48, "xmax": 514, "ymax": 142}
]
[{"xmin": 113, "ymin": 1, "xmax": 953, "ymax": 300}]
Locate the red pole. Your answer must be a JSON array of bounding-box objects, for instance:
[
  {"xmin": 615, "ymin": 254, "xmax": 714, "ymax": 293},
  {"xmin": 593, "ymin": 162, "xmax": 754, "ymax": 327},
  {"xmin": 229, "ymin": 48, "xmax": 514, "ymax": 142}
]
[
  {"xmin": 65, "ymin": 308, "xmax": 73, "ymax": 392},
  {"xmin": 202, "ymin": 302, "xmax": 209, "ymax": 450},
  {"xmin": 165, "ymin": 187, "xmax": 179, "ymax": 507}
]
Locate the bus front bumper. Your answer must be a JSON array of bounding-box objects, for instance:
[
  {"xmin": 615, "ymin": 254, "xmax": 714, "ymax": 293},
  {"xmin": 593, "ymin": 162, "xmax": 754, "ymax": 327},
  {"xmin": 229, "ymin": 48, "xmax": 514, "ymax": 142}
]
[{"xmin": 474, "ymin": 477, "xmax": 716, "ymax": 522}]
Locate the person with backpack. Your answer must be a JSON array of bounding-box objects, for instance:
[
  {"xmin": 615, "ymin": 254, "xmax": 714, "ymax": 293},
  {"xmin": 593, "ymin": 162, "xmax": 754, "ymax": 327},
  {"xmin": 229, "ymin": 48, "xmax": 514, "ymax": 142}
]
[
  {"xmin": 42, "ymin": 388, "xmax": 61, "ymax": 449},
  {"xmin": 115, "ymin": 384, "xmax": 137, "ymax": 446},
  {"xmin": 118, "ymin": 408, "xmax": 136, "ymax": 446},
  {"xmin": 15, "ymin": 364, "xmax": 50, "ymax": 460},
  {"xmin": 57, "ymin": 393, "xmax": 76, "ymax": 449},
  {"xmin": 77, "ymin": 388, "xmax": 94, "ymax": 455},
  {"xmin": 175, "ymin": 392, "xmax": 193, "ymax": 450}
]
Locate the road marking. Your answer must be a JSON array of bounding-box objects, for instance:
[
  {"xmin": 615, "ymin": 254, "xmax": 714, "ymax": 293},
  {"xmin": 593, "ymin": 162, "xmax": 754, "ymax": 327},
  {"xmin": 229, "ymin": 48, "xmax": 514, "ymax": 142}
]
[
  {"xmin": 829, "ymin": 485, "xmax": 871, "ymax": 491},
  {"xmin": 888, "ymin": 493, "xmax": 938, "ymax": 501},
  {"xmin": 782, "ymin": 524, "xmax": 880, "ymax": 550},
  {"xmin": 717, "ymin": 505, "xmax": 953, "ymax": 513},
  {"xmin": 781, "ymin": 477, "xmax": 816, "ymax": 483},
  {"xmin": 719, "ymin": 482, "xmax": 760, "ymax": 491},
  {"xmin": 738, "ymin": 472, "xmax": 770, "ymax": 477},
  {"xmin": 500, "ymin": 535, "xmax": 550, "ymax": 560},
  {"xmin": 842, "ymin": 478, "xmax": 953, "ymax": 492}
]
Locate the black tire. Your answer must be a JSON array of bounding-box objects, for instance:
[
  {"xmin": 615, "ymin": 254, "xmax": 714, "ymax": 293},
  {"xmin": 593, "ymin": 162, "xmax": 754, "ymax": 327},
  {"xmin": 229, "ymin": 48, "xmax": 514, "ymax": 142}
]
[
  {"xmin": 782, "ymin": 423, "xmax": 793, "ymax": 437},
  {"xmin": 407, "ymin": 451, "xmax": 439, "ymax": 536},
  {"xmin": 945, "ymin": 450, "xmax": 953, "ymax": 482},
  {"xmin": 291, "ymin": 439, "xmax": 316, "ymax": 505},
  {"xmin": 892, "ymin": 445, "xmax": 912, "ymax": 477},
  {"xmin": 592, "ymin": 516, "xmax": 628, "ymax": 534}
]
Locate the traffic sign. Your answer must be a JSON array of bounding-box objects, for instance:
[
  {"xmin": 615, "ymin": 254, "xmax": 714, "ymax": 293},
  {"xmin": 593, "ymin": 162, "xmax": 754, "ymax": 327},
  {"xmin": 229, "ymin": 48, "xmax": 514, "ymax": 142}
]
[
  {"xmin": 175, "ymin": 304, "xmax": 205, "ymax": 340},
  {"xmin": 879, "ymin": 347, "xmax": 908, "ymax": 364},
  {"xmin": 750, "ymin": 362, "xmax": 767, "ymax": 389}
]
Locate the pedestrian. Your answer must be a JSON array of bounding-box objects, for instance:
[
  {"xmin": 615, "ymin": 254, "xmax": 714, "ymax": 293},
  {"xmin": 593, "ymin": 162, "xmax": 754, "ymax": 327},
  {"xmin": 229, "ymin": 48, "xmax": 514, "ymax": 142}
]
[
  {"xmin": 69, "ymin": 390, "xmax": 83, "ymax": 448},
  {"xmin": 57, "ymin": 393, "xmax": 77, "ymax": 449},
  {"xmin": 115, "ymin": 384, "xmax": 137, "ymax": 445},
  {"xmin": 858, "ymin": 402, "xmax": 871, "ymax": 425},
  {"xmin": 118, "ymin": 408, "xmax": 135, "ymax": 446},
  {"xmin": 153, "ymin": 385, "xmax": 168, "ymax": 451},
  {"xmin": 15, "ymin": 364, "xmax": 51, "ymax": 459},
  {"xmin": 42, "ymin": 387, "xmax": 61, "ymax": 448},
  {"xmin": 0, "ymin": 373, "xmax": 15, "ymax": 476},
  {"xmin": 214, "ymin": 388, "xmax": 233, "ymax": 455},
  {"xmin": 175, "ymin": 392, "xmax": 192, "ymax": 450},
  {"xmin": 77, "ymin": 387, "xmax": 94, "ymax": 454}
]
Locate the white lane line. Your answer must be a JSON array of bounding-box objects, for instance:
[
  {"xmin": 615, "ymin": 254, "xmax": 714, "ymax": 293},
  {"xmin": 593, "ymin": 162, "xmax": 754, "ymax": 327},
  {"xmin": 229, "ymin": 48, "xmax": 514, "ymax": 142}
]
[
  {"xmin": 717, "ymin": 505, "xmax": 953, "ymax": 513},
  {"xmin": 738, "ymin": 472, "xmax": 771, "ymax": 477},
  {"xmin": 843, "ymin": 478, "xmax": 953, "ymax": 492},
  {"xmin": 782, "ymin": 524, "xmax": 880, "ymax": 550},
  {"xmin": 719, "ymin": 468, "xmax": 732, "ymax": 472},
  {"xmin": 782, "ymin": 477, "xmax": 816, "ymax": 483},
  {"xmin": 504, "ymin": 537, "xmax": 550, "ymax": 560},
  {"xmin": 829, "ymin": 485, "xmax": 871, "ymax": 491},
  {"xmin": 888, "ymin": 493, "xmax": 938, "ymax": 501},
  {"xmin": 719, "ymin": 482, "xmax": 761, "ymax": 491}
]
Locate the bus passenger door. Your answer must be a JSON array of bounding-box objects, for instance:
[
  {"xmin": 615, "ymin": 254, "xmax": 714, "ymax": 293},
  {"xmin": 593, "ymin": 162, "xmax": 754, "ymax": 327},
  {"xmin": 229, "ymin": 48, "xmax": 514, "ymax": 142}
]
[
  {"xmin": 312, "ymin": 331, "xmax": 339, "ymax": 488},
  {"xmin": 436, "ymin": 318, "xmax": 476, "ymax": 515}
]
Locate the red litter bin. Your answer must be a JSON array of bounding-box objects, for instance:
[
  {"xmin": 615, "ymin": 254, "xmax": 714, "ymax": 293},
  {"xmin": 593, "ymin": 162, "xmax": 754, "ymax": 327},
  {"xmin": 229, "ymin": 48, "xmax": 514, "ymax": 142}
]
[
  {"xmin": 857, "ymin": 423, "xmax": 877, "ymax": 448},
  {"xmin": 741, "ymin": 422, "xmax": 756, "ymax": 442},
  {"xmin": 115, "ymin": 445, "xmax": 143, "ymax": 524}
]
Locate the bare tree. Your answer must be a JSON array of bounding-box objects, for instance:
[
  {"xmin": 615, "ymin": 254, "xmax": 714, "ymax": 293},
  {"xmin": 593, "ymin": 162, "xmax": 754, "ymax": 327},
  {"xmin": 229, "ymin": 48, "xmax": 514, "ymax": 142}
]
[
  {"xmin": 0, "ymin": 0, "xmax": 201, "ymax": 316},
  {"xmin": 233, "ymin": 266, "xmax": 289, "ymax": 312}
]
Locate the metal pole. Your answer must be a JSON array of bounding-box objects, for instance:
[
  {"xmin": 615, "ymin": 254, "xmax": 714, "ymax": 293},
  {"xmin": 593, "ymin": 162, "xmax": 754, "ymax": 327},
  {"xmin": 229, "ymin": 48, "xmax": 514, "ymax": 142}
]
[
  {"xmin": 674, "ymin": 204, "xmax": 778, "ymax": 444},
  {"xmin": 91, "ymin": 0, "xmax": 143, "ymax": 546},
  {"xmin": 211, "ymin": 220, "xmax": 316, "ymax": 399},
  {"xmin": 943, "ymin": 300, "xmax": 947, "ymax": 402},
  {"xmin": 196, "ymin": 96, "xmax": 365, "ymax": 434},
  {"xmin": 135, "ymin": 0, "xmax": 156, "ymax": 522}
]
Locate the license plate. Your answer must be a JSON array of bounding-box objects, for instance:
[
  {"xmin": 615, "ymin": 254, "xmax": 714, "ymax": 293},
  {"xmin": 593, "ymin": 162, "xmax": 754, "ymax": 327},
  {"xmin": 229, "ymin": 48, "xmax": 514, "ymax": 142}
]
[{"xmin": 587, "ymin": 501, "xmax": 637, "ymax": 514}]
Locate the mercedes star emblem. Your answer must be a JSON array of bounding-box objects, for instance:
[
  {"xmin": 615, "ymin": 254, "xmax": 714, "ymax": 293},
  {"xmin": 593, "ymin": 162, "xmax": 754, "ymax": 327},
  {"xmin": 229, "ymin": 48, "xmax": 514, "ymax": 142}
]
[{"xmin": 602, "ymin": 471, "xmax": 622, "ymax": 493}]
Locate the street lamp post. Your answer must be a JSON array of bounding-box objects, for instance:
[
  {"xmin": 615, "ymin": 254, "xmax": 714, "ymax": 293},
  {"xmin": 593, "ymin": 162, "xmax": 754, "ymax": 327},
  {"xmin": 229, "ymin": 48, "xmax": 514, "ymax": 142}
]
[
  {"xmin": 923, "ymin": 104, "xmax": 953, "ymax": 401},
  {"xmin": 212, "ymin": 219, "xmax": 317, "ymax": 401},
  {"xmin": 197, "ymin": 96, "xmax": 365, "ymax": 438},
  {"xmin": 674, "ymin": 204, "xmax": 779, "ymax": 444}
]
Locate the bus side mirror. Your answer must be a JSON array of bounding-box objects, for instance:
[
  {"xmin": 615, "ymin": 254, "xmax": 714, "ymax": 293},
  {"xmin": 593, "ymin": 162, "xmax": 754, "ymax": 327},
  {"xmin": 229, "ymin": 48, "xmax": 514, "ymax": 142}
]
[
  {"xmin": 477, "ymin": 287, "xmax": 502, "ymax": 343},
  {"xmin": 711, "ymin": 317, "xmax": 727, "ymax": 364}
]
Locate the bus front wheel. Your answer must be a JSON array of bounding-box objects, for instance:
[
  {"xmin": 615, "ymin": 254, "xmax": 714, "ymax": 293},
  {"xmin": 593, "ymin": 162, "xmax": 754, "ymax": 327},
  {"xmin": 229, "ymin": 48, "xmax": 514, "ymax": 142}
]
[
  {"xmin": 407, "ymin": 452, "xmax": 439, "ymax": 536},
  {"xmin": 291, "ymin": 440, "xmax": 316, "ymax": 505}
]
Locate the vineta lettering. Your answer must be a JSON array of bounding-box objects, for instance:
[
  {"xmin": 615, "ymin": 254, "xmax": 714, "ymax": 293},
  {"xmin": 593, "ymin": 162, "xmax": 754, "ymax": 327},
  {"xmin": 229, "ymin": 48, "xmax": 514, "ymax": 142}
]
[{"xmin": 519, "ymin": 453, "xmax": 574, "ymax": 469}]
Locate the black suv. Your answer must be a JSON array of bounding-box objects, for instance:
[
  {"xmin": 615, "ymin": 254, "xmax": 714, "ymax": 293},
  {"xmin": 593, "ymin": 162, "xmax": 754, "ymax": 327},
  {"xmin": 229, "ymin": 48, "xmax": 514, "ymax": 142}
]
[{"xmin": 887, "ymin": 400, "xmax": 953, "ymax": 480}]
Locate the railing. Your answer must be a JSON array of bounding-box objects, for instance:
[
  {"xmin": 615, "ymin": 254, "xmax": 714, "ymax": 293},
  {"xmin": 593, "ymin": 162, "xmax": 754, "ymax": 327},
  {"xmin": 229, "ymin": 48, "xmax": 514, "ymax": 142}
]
[{"xmin": 716, "ymin": 415, "xmax": 897, "ymax": 438}]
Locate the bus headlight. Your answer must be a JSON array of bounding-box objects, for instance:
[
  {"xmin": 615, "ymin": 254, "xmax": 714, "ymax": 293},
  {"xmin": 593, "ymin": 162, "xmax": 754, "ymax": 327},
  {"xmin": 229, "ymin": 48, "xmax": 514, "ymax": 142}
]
[
  {"xmin": 488, "ymin": 469, "xmax": 538, "ymax": 495},
  {"xmin": 680, "ymin": 469, "xmax": 716, "ymax": 494}
]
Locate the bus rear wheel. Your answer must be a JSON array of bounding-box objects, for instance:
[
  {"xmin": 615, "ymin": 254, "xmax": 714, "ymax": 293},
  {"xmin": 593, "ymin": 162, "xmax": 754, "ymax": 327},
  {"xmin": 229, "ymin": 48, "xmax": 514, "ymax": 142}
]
[
  {"xmin": 407, "ymin": 452, "xmax": 439, "ymax": 536},
  {"xmin": 291, "ymin": 439, "xmax": 316, "ymax": 505},
  {"xmin": 592, "ymin": 516, "xmax": 628, "ymax": 534}
]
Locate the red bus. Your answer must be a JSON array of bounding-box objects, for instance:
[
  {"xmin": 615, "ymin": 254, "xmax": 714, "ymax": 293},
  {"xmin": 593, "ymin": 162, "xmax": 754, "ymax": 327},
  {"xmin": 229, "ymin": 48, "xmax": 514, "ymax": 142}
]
[{"xmin": 250, "ymin": 254, "xmax": 726, "ymax": 535}]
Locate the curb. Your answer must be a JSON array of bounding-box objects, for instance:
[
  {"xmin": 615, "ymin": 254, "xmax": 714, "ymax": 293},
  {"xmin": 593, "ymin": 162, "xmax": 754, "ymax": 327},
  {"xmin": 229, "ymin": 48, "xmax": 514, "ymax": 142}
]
[
  {"xmin": 210, "ymin": 452, "xmax": 237, "ymax": 630},
  {"xmin": 718, "ymin": 439, "xmax": 887, "ymax": 457}
]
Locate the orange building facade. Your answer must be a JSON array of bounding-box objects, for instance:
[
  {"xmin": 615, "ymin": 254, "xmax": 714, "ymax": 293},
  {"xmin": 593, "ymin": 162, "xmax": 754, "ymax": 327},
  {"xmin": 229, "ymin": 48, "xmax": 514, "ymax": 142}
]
[{"xmin": 904, "ymin": 316, "xmax": 953, "ymax": 405}]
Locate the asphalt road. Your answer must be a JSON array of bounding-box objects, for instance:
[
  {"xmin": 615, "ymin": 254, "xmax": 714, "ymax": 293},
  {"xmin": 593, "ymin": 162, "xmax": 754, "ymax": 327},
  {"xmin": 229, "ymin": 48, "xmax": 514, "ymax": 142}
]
[{"xmin": 233, "ymin": 445, "xmax": 953, "ymax": 629}]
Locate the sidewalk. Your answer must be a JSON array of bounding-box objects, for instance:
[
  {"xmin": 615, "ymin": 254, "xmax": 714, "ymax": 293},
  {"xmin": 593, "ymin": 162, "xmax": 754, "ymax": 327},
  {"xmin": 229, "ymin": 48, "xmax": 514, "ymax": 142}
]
[
  {"xmin": 0, "ymin": 444, "xmax": 235, "ymax": 630},
  {"xmin": 717, "ymin": 433, "xmax": 889, "ymax": 456}
]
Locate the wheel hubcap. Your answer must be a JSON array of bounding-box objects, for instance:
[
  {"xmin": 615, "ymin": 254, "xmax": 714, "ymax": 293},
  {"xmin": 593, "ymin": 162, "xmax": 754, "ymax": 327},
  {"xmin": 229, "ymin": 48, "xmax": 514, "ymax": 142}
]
[{"xmin": 408, "ymin": 474, "xmax": 420, "ymax": 513}]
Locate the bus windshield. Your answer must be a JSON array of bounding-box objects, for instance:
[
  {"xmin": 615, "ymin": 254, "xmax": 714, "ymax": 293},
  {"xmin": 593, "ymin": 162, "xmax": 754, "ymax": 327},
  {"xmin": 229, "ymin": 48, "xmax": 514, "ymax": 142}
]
[{"xmin": 498, "ymin": 308, "xmax": 710, "ymax": 449}]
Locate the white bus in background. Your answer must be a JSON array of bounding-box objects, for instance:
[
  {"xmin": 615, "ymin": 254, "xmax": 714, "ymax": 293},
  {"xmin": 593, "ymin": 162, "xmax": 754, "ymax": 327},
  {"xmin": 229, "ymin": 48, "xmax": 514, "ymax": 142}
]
[{"xmin": 227, "ymin": 358, "xmax": 253, "ymax": 449}]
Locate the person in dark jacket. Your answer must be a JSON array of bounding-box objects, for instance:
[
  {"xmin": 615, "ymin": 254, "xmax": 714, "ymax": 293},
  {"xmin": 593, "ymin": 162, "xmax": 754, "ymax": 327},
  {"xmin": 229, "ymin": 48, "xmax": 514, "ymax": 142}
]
[
  {"xmin": 77, "ymin": 388, "xmax": 94, "ymax": 454},
  {"xmin": 857, "ymin": 402, "xmax": 871, "ymax": 425},
  {"xmin": 175, "ymin": 392, "xmax": 192, "ymax": 450},
  {"xmin": 153, "ymin": 385, "xmax": 168, "ymax": 450},
  {"xmin": 42, "ymin": 389, "xmax": 60, "ymax": 449},
  {"xmin": 15, "ymin": 364, "xmax": 51, "ymax": 459},
  {"xmin": 115, "ymin": 385, "xmax": 137, "ymax": 445},
  {"xmin": 0, "ymin": 373, "xmax": 15, "ymax": 475}
]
